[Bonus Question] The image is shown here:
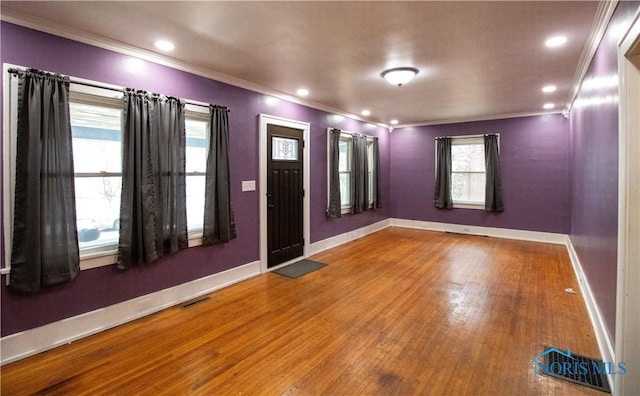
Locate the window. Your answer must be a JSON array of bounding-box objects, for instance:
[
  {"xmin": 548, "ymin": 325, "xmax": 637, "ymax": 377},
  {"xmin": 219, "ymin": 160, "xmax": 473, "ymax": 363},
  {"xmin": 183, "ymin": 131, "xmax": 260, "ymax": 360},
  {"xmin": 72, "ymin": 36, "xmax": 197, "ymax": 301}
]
[
  {"xmin": 4, "ymin": 67, "xmax": 214, "ymax": 271},
  {"xmin": 184, "ymin": 111, "xmax": 209, "ymax": 234},
  {"xmin": 70, "ymin": 94, "xmax": 123, "ymax": 253},
  {"xmin": 367, "ymin": 140, "xmax": 375, "ymax": 207},
  {"xmin": 450, "ymin": 136, "xmax": 486, "ymax": 207},
  {"xmin": 329, "ymin": 129, "xmax": 378, "ymax": 214},
  {"xmin": 338, "ymin": 136, "xmax": 351, "ymax": 209}
]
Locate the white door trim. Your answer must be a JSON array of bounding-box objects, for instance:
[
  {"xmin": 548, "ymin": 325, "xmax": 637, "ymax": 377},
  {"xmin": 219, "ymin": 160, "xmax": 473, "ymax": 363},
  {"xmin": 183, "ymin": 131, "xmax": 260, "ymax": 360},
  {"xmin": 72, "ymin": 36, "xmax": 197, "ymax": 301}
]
[
  {"xmin": 615, "ymin": 9, "xmax": 640, "ymax": 395},
  {"xmin": 258, "ymin": 114, "xmax": 311, "ymax": 273}
]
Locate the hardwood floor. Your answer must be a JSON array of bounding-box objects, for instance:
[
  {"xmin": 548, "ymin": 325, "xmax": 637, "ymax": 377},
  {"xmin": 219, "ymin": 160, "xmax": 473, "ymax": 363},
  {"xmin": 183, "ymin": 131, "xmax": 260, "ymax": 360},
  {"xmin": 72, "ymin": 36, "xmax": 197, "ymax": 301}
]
[{"xmin": 1, "ymin": 227, "xmax": 603, "ymax": 395}]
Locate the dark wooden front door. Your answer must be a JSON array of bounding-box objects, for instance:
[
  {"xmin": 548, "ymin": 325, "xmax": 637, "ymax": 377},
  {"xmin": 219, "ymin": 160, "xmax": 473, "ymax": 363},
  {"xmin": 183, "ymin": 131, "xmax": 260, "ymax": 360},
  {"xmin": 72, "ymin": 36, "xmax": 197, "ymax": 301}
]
[{"xmin": 267, "ymin": 124, "xmax": 304, "ymax": 267}]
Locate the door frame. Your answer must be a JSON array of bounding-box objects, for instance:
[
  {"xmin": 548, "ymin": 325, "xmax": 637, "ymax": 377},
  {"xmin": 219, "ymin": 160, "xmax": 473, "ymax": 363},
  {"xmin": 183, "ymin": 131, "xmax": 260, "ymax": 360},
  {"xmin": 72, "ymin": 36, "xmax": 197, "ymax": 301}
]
[
  {"xmin": 615, "ymin": 10, "xmax": 640, "ymax": 395},
  {"xmin": 259, "ymin": 114, "xmax": 310, "ymax": 273}
]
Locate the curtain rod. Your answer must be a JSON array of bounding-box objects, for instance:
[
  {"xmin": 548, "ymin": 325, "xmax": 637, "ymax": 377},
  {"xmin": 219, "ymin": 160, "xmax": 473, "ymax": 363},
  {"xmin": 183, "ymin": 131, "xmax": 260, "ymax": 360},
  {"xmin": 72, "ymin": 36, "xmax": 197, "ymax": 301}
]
[
  {"xmin": 7, "ymin": 67, "xmax": 225, "ymax": 111},
  {"xmin": 332, "ymin": 128, "xmax": 378, "ymax": 140},
  {"xmin": 435, "ymin": 133, "xmax": 499, "ymax": 139}
]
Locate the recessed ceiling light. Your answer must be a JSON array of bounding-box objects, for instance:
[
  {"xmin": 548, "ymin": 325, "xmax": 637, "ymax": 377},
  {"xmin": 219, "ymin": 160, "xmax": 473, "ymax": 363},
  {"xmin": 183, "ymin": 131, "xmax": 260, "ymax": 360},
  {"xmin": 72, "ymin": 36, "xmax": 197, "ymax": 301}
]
[
  {"xmin": 542, "ymin": 85, "xmax": 557, "ymax": 93},
  {"xmin": 361, "ymin": 109, "xmax": 371, "ymax": 116},
  {"xmin": 390, "ymin": 119, "xmax": 399, "ymax": 125},
  {"xmin": 545, "ymin": 36, "xmax": 567, "ymax": 48},
  {"xmin": 154, "ymin": 40, "xmax": 175, "ymax": 52},
  {"xmin": 543, "ymin": 103, "xmax": 555, "ymax": 109},
  {"xmin": 296, "ymin": 88, "xmax": 309, "ymax": 97}
]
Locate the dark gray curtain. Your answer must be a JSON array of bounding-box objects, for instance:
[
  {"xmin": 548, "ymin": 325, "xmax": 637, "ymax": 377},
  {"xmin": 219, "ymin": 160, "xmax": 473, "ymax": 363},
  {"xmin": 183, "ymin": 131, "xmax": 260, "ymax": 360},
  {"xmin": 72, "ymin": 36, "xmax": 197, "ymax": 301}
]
[
  {"xmin": 10, "ymin": 69, "xmax": 80, "ymax": 292},
  {"xmin": 326, "ymin": 129, "xmax": 342, "ymax": 217},
  {"xmin": 118, "ymin": 90, "xmax": 188, "ymax": 269},
  {"xmin": 484, "ymin": 134, "xmax": 504, "ymax": 212},
  {"xmin": 351, "ymin": 134, "xmax": 369, "ymax": 214},
  {"xmin": 371, "ymin": 138, "xmax": 382, "ymax": 209},
  {"xmin": 203, "ymin": 105, "xmax": 237, "ymax": 244},
  {"xmin": 433, "ymin": 137, "xmax": 453, "ymax": 209}
]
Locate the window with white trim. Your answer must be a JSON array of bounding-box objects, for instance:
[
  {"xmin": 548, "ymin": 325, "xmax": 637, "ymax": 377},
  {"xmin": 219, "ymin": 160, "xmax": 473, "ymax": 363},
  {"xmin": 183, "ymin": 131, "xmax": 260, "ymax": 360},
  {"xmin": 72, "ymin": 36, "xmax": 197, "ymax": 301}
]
[
  {"xmin": 330, "ymin": 131, "xmax": 377, "ymax": 213},
  {"xmin": 338, "ymin": 135, "xmax": 352, "ymax": 210},
  {"xmin": 184, "ymin": 113, "xmax": 209, "ymax": 235},
  {"xmin": 4, "ymin": 66, "xmax": 211, "ymax": 268},
  {"xmin": 367, "ymin": 140, "xmax": 375, "ymax": 207},
  {"xmin": 450, "ymin": 136, "xmax": 486, "ymax": 207},
  {"xmin": 70, "ymin": 94, "xmax": 123, "ymax": 253}
]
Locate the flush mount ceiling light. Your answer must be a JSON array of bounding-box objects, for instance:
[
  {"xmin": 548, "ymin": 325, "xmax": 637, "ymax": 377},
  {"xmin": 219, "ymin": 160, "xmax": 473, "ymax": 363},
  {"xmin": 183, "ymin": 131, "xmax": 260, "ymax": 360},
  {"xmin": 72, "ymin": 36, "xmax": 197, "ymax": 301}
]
[
  {"xmin": 542, "ymin": 85, "xmax": 557, "ymax": 93},
  {"xmin": 381, "ymin": 67, "xmax": 419, "ymax": 87},
  {"xmin": 296, "ymin": 88, "xmax": 309, "ymax": 97}
]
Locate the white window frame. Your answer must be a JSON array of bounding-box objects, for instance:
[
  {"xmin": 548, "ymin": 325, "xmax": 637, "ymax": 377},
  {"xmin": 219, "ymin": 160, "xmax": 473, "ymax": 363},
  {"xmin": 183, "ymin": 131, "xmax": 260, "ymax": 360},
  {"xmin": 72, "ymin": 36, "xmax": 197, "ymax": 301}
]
[
  {"xmin": 69, "ymin": 90, "xmax": 125, "ymax": 259},
  {"xmin": 367, "ymin": 140, "xmax": 375, "ymax": 208},
  {"xmin": 339, "ymin": 134, "xmax": 352, "ymax": 213},
  {"xmin": 2, "ymin": 64, "xmax": 210, "ymax": 274},
  {"xmin": 184, "ymin": 105, "xmax": 210, "ymax": 239},
  {"xmin": 436, "ymin": 134, "xmax": 498, "ymax": 210}
]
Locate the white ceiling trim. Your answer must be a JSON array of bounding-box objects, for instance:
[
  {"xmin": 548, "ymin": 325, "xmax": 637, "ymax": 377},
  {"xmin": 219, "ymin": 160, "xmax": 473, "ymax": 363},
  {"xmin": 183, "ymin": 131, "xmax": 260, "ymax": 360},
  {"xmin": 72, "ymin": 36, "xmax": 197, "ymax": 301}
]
[
  {"xmin": 1, "ymin": 8, "xmax": 390, "ymax": 129},
  {"xmin": 391, "ymin": 110, "xmax": 564, "ymax": 130},
  {"xmin": 565, "ymin": 0, "xmax": 619, "ymax": 114},
  {"xmin": 1, "ymin": 6, "xmax": 591, "ymax": 130}
]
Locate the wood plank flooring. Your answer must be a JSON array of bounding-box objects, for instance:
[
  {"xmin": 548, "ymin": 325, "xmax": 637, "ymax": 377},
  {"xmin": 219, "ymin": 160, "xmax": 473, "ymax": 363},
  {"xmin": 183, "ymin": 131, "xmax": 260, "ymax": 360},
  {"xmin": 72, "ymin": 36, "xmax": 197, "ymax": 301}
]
[{"xmin": 1, "ymin": 227, "xmax": 603, "ymax": 395}]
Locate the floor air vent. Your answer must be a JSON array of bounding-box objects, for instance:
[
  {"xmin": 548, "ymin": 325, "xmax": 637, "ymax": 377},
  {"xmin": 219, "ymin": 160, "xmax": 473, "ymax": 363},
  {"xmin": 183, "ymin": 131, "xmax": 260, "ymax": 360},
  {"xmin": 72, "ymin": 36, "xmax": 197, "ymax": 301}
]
[
  {"xmin": 180, "ymin": 296, "xmax": 210, "ymax": 309},
  {"xmin": 542, "ymin": 346, "xmax": 611, "ymax": 393}
]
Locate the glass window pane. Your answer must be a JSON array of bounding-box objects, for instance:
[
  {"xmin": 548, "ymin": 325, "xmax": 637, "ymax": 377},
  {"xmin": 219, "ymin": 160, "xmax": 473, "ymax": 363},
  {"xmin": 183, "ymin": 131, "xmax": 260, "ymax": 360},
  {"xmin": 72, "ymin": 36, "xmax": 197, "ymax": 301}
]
[
  {"xmin": 186, "ymin": 175, "xmax": 205, "ymax": 231},
  {"xmin": 75, "ymin": 176, "xmax": 121, "ymax": 248},
  {"xmin": 452, "ymin": 172, "xmax": 486, "ymax": 203},
  {"xmin": 452, "ymin": 143, "xmax": 484, "ymax": 172},
  {"xmin": 272, "ymin": 137, "xmax": 298, "ymax": 160},
  {"xmin": 339, "ymin": 172, "xmax": 351, "ymax": 207},
  {"xmin": 186, "ymin": 119, "xmax": 208, "ymax": 173},
  {"xmin": 338, "ymin": 140, "xmax": 349, "ymax": 172},
  {"xmin": 70, "ymin": 103, "xmax": 122, "ymax": 173}
]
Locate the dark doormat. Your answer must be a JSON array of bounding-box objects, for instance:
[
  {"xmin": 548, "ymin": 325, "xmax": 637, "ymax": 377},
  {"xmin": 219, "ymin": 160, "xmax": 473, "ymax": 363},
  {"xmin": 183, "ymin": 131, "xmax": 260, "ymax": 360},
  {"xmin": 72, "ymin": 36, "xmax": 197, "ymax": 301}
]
[
  {"xmin": 540, "ymin": 346, "xmax": 611, "ymax": 393},
  {"xmin": 272, "ymin": 259, "xmax": 326, "ymax": 279}
]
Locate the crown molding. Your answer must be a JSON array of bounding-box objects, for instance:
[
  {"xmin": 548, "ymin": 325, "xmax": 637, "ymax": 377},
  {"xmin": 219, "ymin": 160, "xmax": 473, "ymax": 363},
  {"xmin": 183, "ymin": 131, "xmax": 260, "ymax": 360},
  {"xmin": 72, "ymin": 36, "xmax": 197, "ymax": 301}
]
[
  {"xmin": 393, "ymin": 110, "xmax": 563, "ymax": 129},
  {"xmin": 1, "ymin": 9, "xmax": 388, "ymax": 130},
  {"xmin": 565, "ymin": 0, "xmax": 619, "ymax": 114}
]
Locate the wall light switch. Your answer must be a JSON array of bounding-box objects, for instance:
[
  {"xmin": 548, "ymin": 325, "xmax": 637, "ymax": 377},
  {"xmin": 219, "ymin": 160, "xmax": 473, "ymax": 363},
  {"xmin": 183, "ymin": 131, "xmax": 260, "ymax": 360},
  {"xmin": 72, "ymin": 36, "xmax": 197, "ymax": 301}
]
[{"xmin": 242, "ymin": 180, "xmax": 256, "ymax": 192}]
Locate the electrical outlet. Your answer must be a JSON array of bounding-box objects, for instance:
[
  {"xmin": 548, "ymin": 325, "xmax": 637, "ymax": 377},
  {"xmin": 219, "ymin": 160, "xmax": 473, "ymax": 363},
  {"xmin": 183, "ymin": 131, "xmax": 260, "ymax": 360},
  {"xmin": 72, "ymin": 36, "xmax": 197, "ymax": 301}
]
[{"xmin": 242, "ymin": 180, "xmax": 256, "ymax": 191}]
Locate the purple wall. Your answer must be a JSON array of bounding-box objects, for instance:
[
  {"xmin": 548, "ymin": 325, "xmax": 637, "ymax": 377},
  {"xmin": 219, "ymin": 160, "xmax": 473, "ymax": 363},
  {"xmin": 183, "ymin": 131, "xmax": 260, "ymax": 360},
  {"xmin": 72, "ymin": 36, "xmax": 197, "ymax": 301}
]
[
  {"xmin": 390, "ymin": 115, "xmax": 571, "ymax": 233},
  {"xmin": 0, "ymin": 22, "xmax": 390, "ymax": 336},
  {"xmin": 569, "ymin": 1, "xmax": 640, "ymax": 343}
]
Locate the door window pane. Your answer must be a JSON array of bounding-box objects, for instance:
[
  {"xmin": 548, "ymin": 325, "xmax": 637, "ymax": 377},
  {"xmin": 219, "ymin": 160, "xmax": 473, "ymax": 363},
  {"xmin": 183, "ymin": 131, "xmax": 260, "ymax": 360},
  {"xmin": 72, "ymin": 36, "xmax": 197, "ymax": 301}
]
[{"xmin": 272, "ymin": 137, "xmax": 298, "ymax": 160}]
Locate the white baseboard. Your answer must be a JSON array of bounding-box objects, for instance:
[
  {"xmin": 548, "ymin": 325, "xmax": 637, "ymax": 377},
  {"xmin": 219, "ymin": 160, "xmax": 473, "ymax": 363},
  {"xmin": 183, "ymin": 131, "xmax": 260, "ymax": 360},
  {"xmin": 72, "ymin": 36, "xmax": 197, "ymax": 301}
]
[
  {"xmin": 1, "ymin": 260, "xmax": 261, "ymax": 365},
  {"xmin": 1, "ymin": 218, "xmax": 613, "ymax": 374},
  {"xmin": 308, "ymin": 218, "xmax": 392, "ymax": 256},
  {"xmin": 565, "ymin": 238, "xmax": 616, "ymax": 371},
  {"xmin": 390, "ymin": 218, "xmax": 568, "ymax": 245}
]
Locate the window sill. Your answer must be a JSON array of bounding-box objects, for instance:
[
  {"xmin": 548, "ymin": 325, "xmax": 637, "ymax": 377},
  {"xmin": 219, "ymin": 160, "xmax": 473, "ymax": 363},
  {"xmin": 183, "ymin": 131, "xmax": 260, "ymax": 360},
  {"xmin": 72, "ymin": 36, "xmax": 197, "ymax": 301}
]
[
  {"xmin": 78, "ymin": 233, "xmax": 204, "ymax": 271},
  {"xmin": 452, "ymin": 202, "xmax": 485, "ymax": 210}
]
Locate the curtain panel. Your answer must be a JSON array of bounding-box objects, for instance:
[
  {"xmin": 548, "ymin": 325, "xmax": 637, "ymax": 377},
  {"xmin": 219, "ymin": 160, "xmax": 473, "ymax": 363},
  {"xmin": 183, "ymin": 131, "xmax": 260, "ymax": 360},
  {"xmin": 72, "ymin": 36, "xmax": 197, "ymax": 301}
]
[
  {"xmin": 371, "ymin": 138, "xmax": 382, "ymax": 209},
  {"xmin": 433, "ymin": 137, "xmax": 453, "ymax": 209},
  {"xmin": 484, "ymin": 134, "xmax": 504, "ymax": 212},
  {"xmin": 203, "ymin": 105, "xmax": 237, "ymax": 244},
  {"xmin": 351, "ymin": 134, "xmax": 369, "ymax": 214},
  {"xmin": 10, "ymin": 69, "xmax": 80, "ymax": 292},
  {"xmin": 326, "ymin": 129, "xmax": 342, "ymax": 218},
  {"xmin": 118, "ymin": 90, "xmax": 188, "ymax": 269}
]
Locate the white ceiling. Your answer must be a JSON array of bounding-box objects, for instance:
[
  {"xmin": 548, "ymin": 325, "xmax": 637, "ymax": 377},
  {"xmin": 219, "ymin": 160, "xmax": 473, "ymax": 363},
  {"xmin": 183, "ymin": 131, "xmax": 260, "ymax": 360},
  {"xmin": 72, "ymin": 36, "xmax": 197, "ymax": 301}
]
[{"xmin": 1, "ymin": 1, "xmax": 603, "ymax": 127}]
